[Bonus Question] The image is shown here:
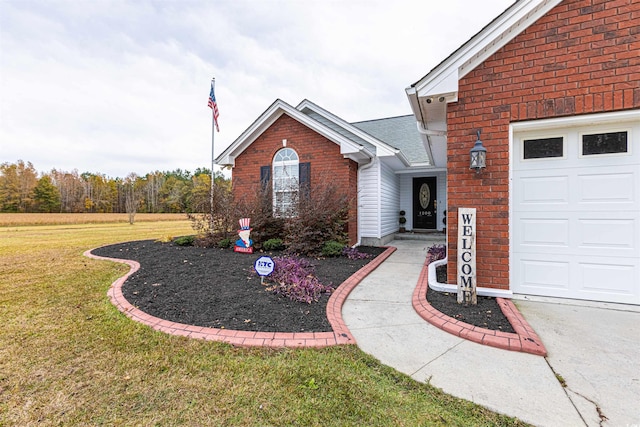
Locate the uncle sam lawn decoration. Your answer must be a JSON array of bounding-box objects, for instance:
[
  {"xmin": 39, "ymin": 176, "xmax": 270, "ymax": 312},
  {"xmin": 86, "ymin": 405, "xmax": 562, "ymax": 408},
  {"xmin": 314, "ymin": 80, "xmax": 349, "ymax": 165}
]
[{"xmin": 234, "ymin": 218, "xmax": 254, "ymax": 253}]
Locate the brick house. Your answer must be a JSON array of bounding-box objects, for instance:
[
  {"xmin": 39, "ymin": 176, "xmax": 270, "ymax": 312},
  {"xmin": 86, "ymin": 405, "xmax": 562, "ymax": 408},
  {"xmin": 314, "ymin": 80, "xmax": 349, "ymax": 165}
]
[
  {"xmin": 216, "ymin": 99, "xmax": 445, "ymax": 247},
  {"xmin": 408, "ymin": 0, "xmax": 639, "ymax": 304},
  {"xmin": 217, "ymin": 0, "xmax": 638, "ymax": 305}
]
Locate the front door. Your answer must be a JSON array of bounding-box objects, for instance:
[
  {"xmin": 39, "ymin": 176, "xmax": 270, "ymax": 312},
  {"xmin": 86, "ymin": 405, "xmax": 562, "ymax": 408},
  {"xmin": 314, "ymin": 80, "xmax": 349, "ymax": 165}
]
[{"xmin": 413, "ymin": 177, "xmax": 437, "ymax": 229}]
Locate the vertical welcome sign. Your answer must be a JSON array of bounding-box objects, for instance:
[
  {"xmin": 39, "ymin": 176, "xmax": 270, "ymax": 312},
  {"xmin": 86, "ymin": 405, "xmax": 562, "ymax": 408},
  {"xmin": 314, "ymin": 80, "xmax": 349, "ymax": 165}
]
[{"xmin": 457, "ymin": 208, "xmax": 477, "ymax": 304}]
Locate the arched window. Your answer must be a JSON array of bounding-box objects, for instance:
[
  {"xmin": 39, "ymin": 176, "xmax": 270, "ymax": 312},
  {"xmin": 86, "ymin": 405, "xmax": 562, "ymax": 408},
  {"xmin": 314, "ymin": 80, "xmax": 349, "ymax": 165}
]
[{"xmin": 272, "ymin": 148, "xmax": 299, "ymax": 216}]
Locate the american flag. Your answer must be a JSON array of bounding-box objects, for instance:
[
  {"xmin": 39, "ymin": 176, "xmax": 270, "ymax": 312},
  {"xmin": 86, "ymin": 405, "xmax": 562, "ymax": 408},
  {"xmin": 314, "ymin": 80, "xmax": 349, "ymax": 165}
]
[{"xmin": 208, "ymin": 80, "xmax": 220, "ymax": 132}]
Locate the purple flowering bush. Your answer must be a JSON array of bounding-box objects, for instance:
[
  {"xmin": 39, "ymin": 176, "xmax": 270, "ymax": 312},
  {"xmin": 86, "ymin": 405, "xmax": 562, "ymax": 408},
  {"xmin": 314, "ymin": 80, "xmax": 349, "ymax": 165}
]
[
  {"xmin": 342, "ymin": 246, "xmax": 370, "ymax": 260},
  {"xmin": 427, "ymin": 244, "xmax": 446, "ymax": 261},
  {"xmin": 265, "ymin": 256, "xmax": 334, "ymax": 304}
]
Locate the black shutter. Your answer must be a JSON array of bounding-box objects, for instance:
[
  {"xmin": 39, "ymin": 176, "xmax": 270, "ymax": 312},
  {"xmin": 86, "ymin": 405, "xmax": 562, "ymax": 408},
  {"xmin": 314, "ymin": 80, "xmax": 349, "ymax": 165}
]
[
  {"xmin": 299, "ymin": 162, "xmax": 310, "ymax": 196},
  {"xmin": 260, "ymin": 165, "xmax": 271, "ymax": 188}
]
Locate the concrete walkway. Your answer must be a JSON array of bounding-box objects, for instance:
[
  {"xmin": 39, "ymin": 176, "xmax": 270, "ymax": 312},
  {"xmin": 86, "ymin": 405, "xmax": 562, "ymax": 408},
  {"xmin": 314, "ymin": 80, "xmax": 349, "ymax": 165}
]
[{"xmin": 342, "ymin": 240, "xmax": 640, "ymax": 427}]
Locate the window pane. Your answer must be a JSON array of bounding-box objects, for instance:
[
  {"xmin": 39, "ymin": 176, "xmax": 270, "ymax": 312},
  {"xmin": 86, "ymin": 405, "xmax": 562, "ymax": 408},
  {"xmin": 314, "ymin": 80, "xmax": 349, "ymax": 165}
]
[
  {"xmin": 582, "ymin": 131, "xmax": 628, "ymax": 155},
  {"xmin": 272, "ymin": 148, "xmax": 299, "ymax": 218},
  {"xmin": 523, "ymin": 137, "xmax": 564, "ymax": 159}
]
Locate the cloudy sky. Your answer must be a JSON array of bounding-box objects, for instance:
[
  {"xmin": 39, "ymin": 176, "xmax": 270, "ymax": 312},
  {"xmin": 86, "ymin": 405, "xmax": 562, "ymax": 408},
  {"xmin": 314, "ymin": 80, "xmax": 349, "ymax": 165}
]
[{"xmin": 1, "ymin": 0, "xmax": 514, "ymax": 178}]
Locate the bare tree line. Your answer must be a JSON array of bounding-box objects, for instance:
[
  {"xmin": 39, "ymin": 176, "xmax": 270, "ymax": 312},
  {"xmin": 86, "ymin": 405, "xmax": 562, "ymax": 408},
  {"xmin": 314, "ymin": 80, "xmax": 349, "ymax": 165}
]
[{"xmin": 0, "ymin": 160, "xmax": 229, "ymax": 214}]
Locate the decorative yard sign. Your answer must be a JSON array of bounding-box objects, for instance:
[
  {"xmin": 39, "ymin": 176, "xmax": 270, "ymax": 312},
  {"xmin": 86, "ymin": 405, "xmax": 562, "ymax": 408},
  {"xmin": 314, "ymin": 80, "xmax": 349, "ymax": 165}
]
[
  {"xmin": 254, "ymin": 256, "xmax": 275, "ymax": 276},
  {"xmin": 254, "ymin": 256, "xmax": 274, "ymax": 285},
  {"xmin": 457, "ymin": 208, "xmax": 477, "ymax": 305},
  {"xmin": 234, "ymin": 218, "xmax": 254, "ymax": 254}
]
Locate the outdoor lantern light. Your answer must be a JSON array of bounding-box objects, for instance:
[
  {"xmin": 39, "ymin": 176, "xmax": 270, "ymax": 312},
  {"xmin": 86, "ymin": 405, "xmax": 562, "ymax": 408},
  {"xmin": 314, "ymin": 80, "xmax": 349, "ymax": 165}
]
[{"xmin": 470, "ymin": 130, "xmax": 487, "ymax": 174}]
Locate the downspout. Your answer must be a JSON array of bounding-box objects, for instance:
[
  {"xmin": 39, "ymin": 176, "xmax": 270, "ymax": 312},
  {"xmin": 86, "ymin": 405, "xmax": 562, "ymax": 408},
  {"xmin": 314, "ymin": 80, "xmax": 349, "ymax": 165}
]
[{"xmin": 355, "ymin": 156, "xmax": 376, "ymax": 247}]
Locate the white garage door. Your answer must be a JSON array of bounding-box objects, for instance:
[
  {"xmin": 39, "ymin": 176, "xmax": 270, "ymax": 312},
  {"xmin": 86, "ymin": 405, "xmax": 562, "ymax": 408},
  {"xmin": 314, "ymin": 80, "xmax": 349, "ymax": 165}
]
[{"xmin": 512, "ymin": 113, "xmax": 640, "ymax": 305}]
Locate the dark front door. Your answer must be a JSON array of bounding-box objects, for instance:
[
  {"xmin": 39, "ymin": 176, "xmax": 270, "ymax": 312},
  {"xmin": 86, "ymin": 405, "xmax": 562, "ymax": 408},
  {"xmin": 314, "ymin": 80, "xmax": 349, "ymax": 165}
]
[{"xmin": 413, "ymin": 177, "xmax": 437, "ymax": 229}]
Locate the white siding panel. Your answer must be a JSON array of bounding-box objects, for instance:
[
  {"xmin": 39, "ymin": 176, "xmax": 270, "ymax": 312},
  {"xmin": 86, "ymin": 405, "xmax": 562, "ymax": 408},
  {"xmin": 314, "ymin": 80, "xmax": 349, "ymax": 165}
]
[
  {"xmin": 358, "ymin": 159, "xmax": 381, "ymax": 238},
  {"xmin": 380, "ymin": 161, "xmax": 400, "ymax": 237}
]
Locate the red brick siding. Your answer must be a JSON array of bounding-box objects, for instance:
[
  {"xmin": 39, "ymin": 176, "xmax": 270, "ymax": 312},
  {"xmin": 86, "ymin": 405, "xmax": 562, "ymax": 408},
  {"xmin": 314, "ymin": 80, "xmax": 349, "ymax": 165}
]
[
  {"xmin": 446, "ymin": 0, "xmax": 640, "ymax": 288},
  {"xmin": 232, "ymin": 113, "xmax": 359, "ymax": 245}
]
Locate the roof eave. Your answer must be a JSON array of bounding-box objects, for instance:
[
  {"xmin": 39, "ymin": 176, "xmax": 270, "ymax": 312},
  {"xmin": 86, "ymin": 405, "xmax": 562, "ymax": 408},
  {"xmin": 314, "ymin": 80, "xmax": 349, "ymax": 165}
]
[
  {"xmin": 215, "ymin": 99, "xmax": 373, "ymax": 167},
  {"xmin": 411, "ymin": 0, "xmax": 562, "ymax": 100}
]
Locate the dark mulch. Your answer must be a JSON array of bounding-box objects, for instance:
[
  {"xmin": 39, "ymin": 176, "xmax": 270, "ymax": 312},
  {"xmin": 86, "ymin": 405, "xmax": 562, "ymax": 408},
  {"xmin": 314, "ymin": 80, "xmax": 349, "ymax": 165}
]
[
  {"xmin": 426, "ymin": 265, "xmax": 515, "ymax": 333},
  {"xmin": 91, "ymin": 240, "xmax": 384, "ymax": 333}
]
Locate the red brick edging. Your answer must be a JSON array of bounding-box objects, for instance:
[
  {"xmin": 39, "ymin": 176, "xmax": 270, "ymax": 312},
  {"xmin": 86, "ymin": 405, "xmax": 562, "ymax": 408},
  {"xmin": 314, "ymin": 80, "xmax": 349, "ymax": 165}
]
[
  {"xmin": 84, "ymin": 246, "xmax": 396, "ymax": 348},
  {"xmin": 412, "ymin": 256, "xmax": 547, "ymax": 356}
]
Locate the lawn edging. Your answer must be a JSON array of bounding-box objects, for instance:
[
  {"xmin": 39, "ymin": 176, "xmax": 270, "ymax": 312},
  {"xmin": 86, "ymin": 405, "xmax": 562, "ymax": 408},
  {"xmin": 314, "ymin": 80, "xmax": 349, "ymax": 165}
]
[
  {"xmin": 84, "ymin": 245, "xmax": 396, "ymax": 348},
  {"xmin": 411, "ymin": 254, "xmax": 547, "ymax": 356}
]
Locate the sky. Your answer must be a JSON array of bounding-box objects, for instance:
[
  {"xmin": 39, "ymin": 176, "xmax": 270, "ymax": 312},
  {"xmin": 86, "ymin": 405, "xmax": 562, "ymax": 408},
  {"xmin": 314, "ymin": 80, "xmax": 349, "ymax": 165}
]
[{"xmin": 0, "ymin": 0, "xmax": 514, "ymax": 179}]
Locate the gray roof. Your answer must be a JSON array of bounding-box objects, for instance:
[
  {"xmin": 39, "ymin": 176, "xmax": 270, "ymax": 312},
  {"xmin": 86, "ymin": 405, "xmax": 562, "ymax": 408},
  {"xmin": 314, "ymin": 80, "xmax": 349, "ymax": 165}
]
[
  {"xmin": 352, "ymin": 115, "xmax": 428, "ymax": 164},
  {"xmin": 300, "ymin": 109, "xmax": 378, "ymax": 154}
]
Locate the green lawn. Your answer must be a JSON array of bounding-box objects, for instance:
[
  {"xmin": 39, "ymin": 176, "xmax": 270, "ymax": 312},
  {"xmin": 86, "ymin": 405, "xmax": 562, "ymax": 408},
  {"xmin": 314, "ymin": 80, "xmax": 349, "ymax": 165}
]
[{"xmin": 0, "ymin": 218, "xmax": 527, "ymax": 426}]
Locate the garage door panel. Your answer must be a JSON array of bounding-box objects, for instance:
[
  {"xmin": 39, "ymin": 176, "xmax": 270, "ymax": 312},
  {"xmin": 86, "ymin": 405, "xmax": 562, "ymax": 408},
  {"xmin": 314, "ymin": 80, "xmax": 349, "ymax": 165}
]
[
  {"xmin": 517, "ymin": 175, "xmax": 569, "ymax": 205},
  {"xmin": 517, "ymin": 218, "xmax": 569, "ymax": 248},
  {"xmin": 517, "ymin": 257, "xmax": 570, "ymax": 292},
  {"xmin": 578, "ymin": 261, "xmax": 638, "ymax": 302},
  {"xmin": 515, "ymin": 256, "xmax": 639, "ymax": 304},
  {"xmin": 577, "ymin": 171, "xmax": 636, "ymax": 204},
  {"xmin": 578, "ymin": 218, "xmax": 637, "ymax": 251}
]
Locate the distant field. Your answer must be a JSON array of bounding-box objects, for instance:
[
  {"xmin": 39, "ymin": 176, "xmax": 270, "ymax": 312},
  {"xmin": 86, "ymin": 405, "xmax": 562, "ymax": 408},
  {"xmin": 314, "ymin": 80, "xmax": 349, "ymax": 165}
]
[{"xmin": 0, "ymin": 212, "xmax": 190, "ymax": 226}]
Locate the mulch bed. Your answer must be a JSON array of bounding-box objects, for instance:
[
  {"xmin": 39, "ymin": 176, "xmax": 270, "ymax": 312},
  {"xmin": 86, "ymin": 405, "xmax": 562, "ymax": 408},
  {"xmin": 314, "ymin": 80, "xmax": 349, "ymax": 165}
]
[
  {"xmin": 91, "ymin": 240, "xmax": 384, "ymax": 333},
  {"xmin": 426, "ymin": 265, "xmax": 515, "ymax": 333},
  {"xmin": 92, "ymin": 241, "xmax": 515, "ymax": 335}
]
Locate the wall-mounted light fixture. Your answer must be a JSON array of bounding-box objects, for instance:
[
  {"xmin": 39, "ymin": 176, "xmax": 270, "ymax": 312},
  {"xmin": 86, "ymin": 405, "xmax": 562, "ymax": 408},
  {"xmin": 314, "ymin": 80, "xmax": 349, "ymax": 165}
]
[{"xmin": 470, "ymin": 130, "xmax": 487, "ymax": 174}]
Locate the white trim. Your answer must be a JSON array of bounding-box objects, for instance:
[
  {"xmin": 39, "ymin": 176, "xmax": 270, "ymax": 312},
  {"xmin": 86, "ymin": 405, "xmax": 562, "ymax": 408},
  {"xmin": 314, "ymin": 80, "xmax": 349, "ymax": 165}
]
[
  {"xmin": 410, "ymin": 0, "xmax": 561, "ymax": 99},
  {"xmin": 216, "ymin": 99, "xmax": 374, "ymax": 166},
  {"xmin": 428, "ymin": 257, "xmax": 514, "ymax": 298},
  {"xmin": 511, "ymin": 109, "xmax": 640, "ymax": 131},
  {"xmin": 395, "ymin": 166, "xmax": 447, "ymax": 174}
]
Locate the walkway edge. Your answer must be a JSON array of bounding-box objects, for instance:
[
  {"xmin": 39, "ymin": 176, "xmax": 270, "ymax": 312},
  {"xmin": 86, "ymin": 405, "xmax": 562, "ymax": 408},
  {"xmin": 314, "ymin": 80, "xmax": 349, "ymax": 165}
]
[
  {"xmin": 412, "ymin": 255, "xmax": 547, "ymax": 356},
  {"xmin": 84, "ymin": 246, "xmax": 396, "ymax": 348}
]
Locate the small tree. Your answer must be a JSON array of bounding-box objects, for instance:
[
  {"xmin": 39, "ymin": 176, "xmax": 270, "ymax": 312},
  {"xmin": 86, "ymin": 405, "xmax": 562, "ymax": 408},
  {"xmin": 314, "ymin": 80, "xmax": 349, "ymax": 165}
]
[
  {"xmin": 33, "ymin": 175, "xmax": 61, "ymax": 213},
  {"xmin": 188, "ymin": 174, "xmax": 236, "ymax": 246},
  {"xmin": 123, "ymin": 173, "xmax": 141, "ymax": 224}
]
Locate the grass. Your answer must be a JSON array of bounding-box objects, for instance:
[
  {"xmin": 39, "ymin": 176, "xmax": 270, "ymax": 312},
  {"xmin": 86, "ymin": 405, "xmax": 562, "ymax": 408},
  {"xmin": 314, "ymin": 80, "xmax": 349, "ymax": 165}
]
[
  {"xmin": 0, "ymin": 215, "xmax": 529, "ymax": 426},
  {"xmin": 0, "ymin": 212, "xmax": 188, "ymax": 227}
]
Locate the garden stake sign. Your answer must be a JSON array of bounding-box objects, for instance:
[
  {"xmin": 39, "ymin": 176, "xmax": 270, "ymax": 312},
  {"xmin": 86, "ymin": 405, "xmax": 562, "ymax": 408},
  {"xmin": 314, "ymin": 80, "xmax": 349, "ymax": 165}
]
[
  {"xmin": 234, "ymin": 218, "xmax": 254, "ymax": 253},
  {"xmin": 457, "ymin": 208, "xmax": 477, "ymax": 304},
  {"xmin": 254, "ymin": 256, "xmax": 275, "ymax": 285}
]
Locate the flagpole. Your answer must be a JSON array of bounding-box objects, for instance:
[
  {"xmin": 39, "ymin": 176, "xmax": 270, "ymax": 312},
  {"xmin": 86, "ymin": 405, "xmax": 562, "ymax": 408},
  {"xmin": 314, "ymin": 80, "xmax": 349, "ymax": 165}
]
[{"xmin": 210, "ymin": 77, "xmax": 216, "ymax": 233}]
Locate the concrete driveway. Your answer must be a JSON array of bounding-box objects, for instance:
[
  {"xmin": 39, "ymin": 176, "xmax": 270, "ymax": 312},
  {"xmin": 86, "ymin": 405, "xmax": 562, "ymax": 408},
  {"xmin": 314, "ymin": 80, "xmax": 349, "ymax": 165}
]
[
  {"xmin": 343, "ymin": 239, "xmax": 640, "ymax": 426},
  {"xmin": 515, "ymin": 298, "xmax": 640, "ymax": 426}
]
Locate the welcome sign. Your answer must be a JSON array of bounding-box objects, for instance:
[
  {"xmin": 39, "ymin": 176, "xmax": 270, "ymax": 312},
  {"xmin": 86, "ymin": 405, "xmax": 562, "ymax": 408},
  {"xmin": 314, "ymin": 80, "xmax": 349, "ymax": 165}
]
[{"xmin": 457, "ymin": 208, "xmax": 477, "ymax": 304}]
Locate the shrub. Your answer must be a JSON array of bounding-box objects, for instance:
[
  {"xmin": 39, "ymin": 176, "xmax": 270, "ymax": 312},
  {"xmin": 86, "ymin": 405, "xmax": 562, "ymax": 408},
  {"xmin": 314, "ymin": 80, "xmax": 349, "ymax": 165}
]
[
  {"xmin": 173, "ymin": 235, "xmax": 195, "ymax": 246},
  {"xmin": 234, "ymin": 184, "xmax": 284, "ymax": 248},
  {"xmin": 428, "ymin": 244, "xmax": 446, "ymax": 261},
  {"xmin": 342, "ymin": 246, "xmax": 371, "ymax": 260},
  {"xmin": 264, "ymin": 256, "xmax": 334, "ymax": 304},
  {"xmin": 321, "ymin": 241, "xmax": 345, "ymax": 257},
  {"xmin": 284, "ymin": 177, "xmax": 350, "ymax": 256},
  {"xmin": 187, "ymin": 178, "xmax": 236, "ymax": 239},
  {"xmin": 263, "ymin": 238, "xmax": 285, "ymax": 251},
  {"xmin": 217, "ymin": 238, "xmax": 233, "ymax": 248}
]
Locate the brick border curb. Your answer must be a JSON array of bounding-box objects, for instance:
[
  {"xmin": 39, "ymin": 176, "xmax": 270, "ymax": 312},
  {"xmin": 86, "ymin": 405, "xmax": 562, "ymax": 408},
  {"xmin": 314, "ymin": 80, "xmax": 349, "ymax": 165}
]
[
  {"xmin": 84, "ymin": 246, "xmax": 396, "ymax": 348},
  {"xmin": 412, "ymin": 255, "xmax": 547, "ymax": 356}
]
